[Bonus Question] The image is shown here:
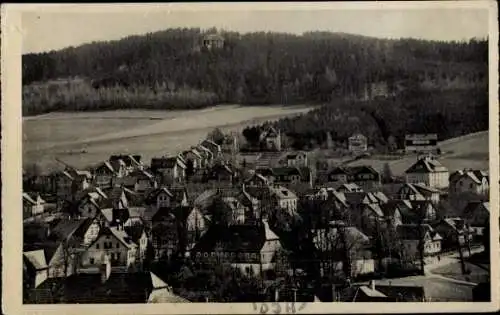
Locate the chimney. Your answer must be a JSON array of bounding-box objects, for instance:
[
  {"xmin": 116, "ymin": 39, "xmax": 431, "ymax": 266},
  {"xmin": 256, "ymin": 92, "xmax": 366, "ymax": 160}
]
[
  {"xmin": 101, "ymin": 254, "xmax": 111, "ymax": 284},
  {"xmin": 369, "ymin": 280, "xmax": 375, "ymax": 291}
]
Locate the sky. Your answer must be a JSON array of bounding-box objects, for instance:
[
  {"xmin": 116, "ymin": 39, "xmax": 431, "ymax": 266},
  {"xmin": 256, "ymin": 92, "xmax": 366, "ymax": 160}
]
[{"xmin": 19, "ymin": 3, "xmax": 491, "ymax": 54}]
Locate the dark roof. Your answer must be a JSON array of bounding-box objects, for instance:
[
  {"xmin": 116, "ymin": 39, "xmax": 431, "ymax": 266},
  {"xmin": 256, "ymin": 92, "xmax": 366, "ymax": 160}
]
[
  {"xmin": 109, "ymin": 154, "xmax": 142, "ymax": 167},
  {"xmin": 124, "ymin": 225, "xmax": 146, "ymax": 243},
  {"xmin": 397, "ymin": 224, "xmax": 439, "ymax": 241},
  {"xmin": 26, "ymin": 272, "xmax": 183, "ymax": 304},
  {"xmin": 192, "ymin": 221, "xmax": 279, "ymax": 253},
  {"xmin": 405, "ymin": 157, "xmax": 448, "ymax": 174}
]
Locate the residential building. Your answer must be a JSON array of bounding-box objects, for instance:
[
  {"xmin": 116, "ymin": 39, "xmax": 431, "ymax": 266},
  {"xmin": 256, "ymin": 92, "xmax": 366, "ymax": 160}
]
[
  {"xmin": 462, "ymin": 201, "xmax": 490, "ymax": 237},
  {"xmin": 256, "ymin": 166, "xmax": 313, "ymax": 188},
  {"xmin": 327, "ymin": 166, "xmax": 381, "ymax": 190},
  {"xmin": 244, "ymin": 172, "xmax": 270, "ymax": 187},
  {"xmin": 397, "ymin": 224, "xmax": 442, "ymax": 264},
  {"xmin": 109, "ymin": 154, "xmax": 144, "ymax": 172},
  {"xmin": 93, "ymin": 161, "xmax": 120, "ymax": 189},
  {"xmin": 80, "ymin": 226, "xmax": 138, "ymax": 272},
  {"xmin": 181, "ymin": 147, "xmax": 204, "ymax": 170},
  {"xmin": 449, "ymin": 169, "xmax": 489, "ymax": 196},
  {"xmin": 269, "ymin": 185, "xmax": 298, "ymax": 213},
  {"xmin": 432, "ymin": 218, "xmax": 473, "ymax": 251},
  {"xmin": 348, "ymin": 133, "xmax": 368, "ymax": 154},
  {"xmin": 283, "ymin": 152, "xmax": 308, "ymax": 167},
  {"xmin": 259, "ymin": 126, "xmax": 282, "ymax": 151},
  {"xmin": 25, "ymin": 270, "xmax": 188, "ymax": 304},
  {"xmin": 312, "ymin": 223, "xmax": 375, "ymax": 278},
  {"xmin": 23, "ymin": 192, "xmax": 46, "ymax": 219},
  {"xmin": 200, "ymin": 139, "xmax": 222, "ymax": 158},
  {"xmin": 398, "ymin": 183, "xmax": 440, "ymax": 204},
  {"xmin": 151, "ymin": 157, "xmax": 187, "ymax": 183},
  {"xmin": 404, "ymin": 155, "xmax": 449, "ymax": 189},
  {"xmin": 191, "ymin": 220, "xmax": 282, "ymax": 277},
  {"xmin": 202, "ymin": 33, "xmax": 225, "ymax": 50},
  {"xmin": 404, "ymin": 134, "xmax": 438, "ymax": 154},
  {"xmin": 205, "ymin": 162, "xmax": 234, "ymax": 183}
]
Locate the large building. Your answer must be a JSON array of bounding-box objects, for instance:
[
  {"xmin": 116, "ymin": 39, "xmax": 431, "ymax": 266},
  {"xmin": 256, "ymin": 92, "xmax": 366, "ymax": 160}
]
[
  {"xmin": 404, "ymin": 134, "xmax": 439, "ymax": 154},
  {"xmin": 405, "ymin": 155, "xmax": 449, "ymax": 189},
  {"xmin": 348, "ymin": 134, "xmax": 368, "ymax": 154}
]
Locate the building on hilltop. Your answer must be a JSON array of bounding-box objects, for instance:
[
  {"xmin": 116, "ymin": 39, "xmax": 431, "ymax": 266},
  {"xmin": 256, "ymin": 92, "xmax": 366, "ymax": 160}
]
[{"xmin": 202, "ymin": 33, "xmax": 225, "ymax": 50}]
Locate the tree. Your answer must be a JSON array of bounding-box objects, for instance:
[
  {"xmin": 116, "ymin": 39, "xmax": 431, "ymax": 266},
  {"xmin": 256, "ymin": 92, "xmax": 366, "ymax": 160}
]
[
  {"xmin": 207, "ymin": 127, "xmax": 225, "ymax": 145},
  {"xmin": 382, "ymin": 163, "xmax": 394, "ymax": 183}
]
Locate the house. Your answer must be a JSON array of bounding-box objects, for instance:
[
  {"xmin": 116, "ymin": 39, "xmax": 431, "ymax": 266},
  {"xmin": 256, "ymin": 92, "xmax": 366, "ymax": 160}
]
[
  {"xmin": 80, "ymin": 226, "xmax": 138, "ymax": 272},
  {"xmin": 348, "ymin": 133, "xmax": 368, "ymax": 154},
  {"xmin": 196, "ymin": 145, "xmax": 215, "ymax": 166},
  {"xmin": 25, "ymin": 270, "xmax": 188, "ymax": 304},
  {"xmin": 392, "ymin": 200, "xmax": 437, "ymax": 224},
  {"xmin": 336, "ymin": 183, "xmax": 363, "ymax": 193},
  {"xmin": 124, "ymin": 225, "xmax": 149, "ymax": 262},
  {"xmin": 244, "ymin": 172, "xmax": 270, "ymax": 187},
  {"xmin": 327, "ymin": 166, "xmax": 381, "ymax": 190},
  {"xmin": 109, "ymin": 154, "xmax": 144, "ymax": 172},
  {"xmin": 283, "ymin": 152, "xmax": 308, "ymax": 167},
  {"xmin": 54, "ymin": 168, "xmax": 92, "ymax": 201},
  {"xmin": 449, "ymin": 169, "xmax": 489, "ymax": 196},
  {"xmin": 404, "ymin": 134, "xmax": 438, "ymax": 154},
  {"xmin": 432, "ymin": 218, "xmax": 473, "ymax": 251},
  {"xmin": 398, "ymin": 183, "xmax": 440, "ymax": 204},
  {"xmin": 312, "ymin": 223, "xmax": 375, "ymax": 279},
  {"xmin": 256, "ymin": 166, "xmax": 313, "ymax": 188},
  {"xmin": 205, "ymin": 162, "xmax": 234, "ymax": 183},
  {"xmin": 200, "ymin": 139, "xmax": 222, "ymax": 158},
  {"xmin": 23, "ymin": 192, "xmax": 46, "ymax": 219},
  {"xmin": 50, "ymin": 217, "xmax": 102, "ymax": 249},
  {"xmin": 92, "ymin": 161, "xmax": 121, "ymax": 189},
  {"xmin": 181, "ymin": 147, "xmax": 204, "ymax": 170},
  {"xmin": 381, "ymin": 201, "xmax": 404, "ymax": 228},
  {"xmin": 131, "ymin": 169, "xmax": 158, "ymax": 192},
  {"xmin": 145, "ymin": 187, "xmax": 189, "ymax": 214},
  {"xmin": 269, "ymin": 185, "xmax": 298, "ymax": 213},
  {"xmin": 202, "ymin": 33, "xmax": 225, "ymax": 50},
  {"xmin": 259, "ymin": 126, "xmax": 282, "ymax": 151},
  {"xmin": 191, "ymin": 220, "xmax": 282, "ymax": 277},
  {"xmin": 344, "ymin": 281, "xmax": 391, "ymax": 302},
  {"xmin": 462, "ymin": 201, "xmax": 490, "ymax": 237},
  {"xmin": 150, "ymin": 157, "xmax": 187, "ymax": 183},
  {"xmin": 397, "ymin": 224, "xmax": 442, "ymax": 265},
  {"xmin": 151, "ymin": 206, "xmax": 188, "ymax": 260},
  {"xmin": 404, "ymin": 155, "xmax": 449, "ymax": 189}
]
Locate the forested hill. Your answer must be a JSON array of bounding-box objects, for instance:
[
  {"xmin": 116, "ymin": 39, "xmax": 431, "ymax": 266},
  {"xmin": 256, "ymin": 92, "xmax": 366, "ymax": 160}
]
[{"xmin": 22, "ymin": 28, "xmax": 488, "ymax": 115}]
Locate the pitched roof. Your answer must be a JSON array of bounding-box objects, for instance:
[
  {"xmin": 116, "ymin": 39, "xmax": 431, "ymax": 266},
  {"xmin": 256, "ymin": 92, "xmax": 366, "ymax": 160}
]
[
  {"xmin": 270, "ymin": 186, "xmax": 297, "ymax": 200},
  {"xmin": 397, "ymin": 224, "xmax": 442, "ymax": 241},
  {"xmin": 98, "ymin": 227, "xmax": 137, "ymax": 249},
  {"xmin": 28, "ymin": 271, "xmax": 185, "ymax": 304},
  {"xmin": 358, "ymin": 286, "xmax": 388, "ymax": 299},
  {"xmin": 192, "ymin": 220, "xmax": 280, "ymax": 253},
  {"xmin": 51, "ymin": 218, "xmax": 89, "ymax": 241},
  {"xmin": 23, "ymin": 192, "xmax": 40, "ymax": 205},
  {"xmin": 405, "ymin": 157, "xmax": 448, "ymax": 174},
  {"xmin": 24, "ymin": 249, "xmax": 48, "ymax": 270}
]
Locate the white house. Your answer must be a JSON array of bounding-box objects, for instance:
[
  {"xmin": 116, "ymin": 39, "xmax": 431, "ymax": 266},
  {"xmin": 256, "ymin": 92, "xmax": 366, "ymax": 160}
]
[
  {"xmin": 404, "ymin": 156, "xmax": 449, "ymax": 189},
  {"xmin": 449, "ymin": 170, "xmax": 489, "ymax": 196},
  {"xmin": 80, "ymin": 226, "xmax": 138, "ymax": 272},
  {"xmin": 397, "ymin": 224, "xmax": 442, "ymax": 265},
  {"xmin": 23, "ymin": 192, "xmax": 46, "ymax": 218},
  {"xmin": 283, "ymin": 152, "xmax": 308, "ymax": 167}
]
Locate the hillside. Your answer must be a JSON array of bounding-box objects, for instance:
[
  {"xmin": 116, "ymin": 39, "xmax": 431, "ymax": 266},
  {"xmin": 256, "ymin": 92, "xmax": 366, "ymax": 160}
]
[{"xmin": 22, "ymin": 28, "xmax": 488, "ymax": 116}]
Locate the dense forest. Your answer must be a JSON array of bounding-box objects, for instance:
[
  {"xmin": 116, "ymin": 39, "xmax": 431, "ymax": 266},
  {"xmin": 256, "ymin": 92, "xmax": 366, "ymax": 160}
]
[
  {"xmin": 22, "ymin": 28, "xmax": 488, "ymax": 116},
  {"xmin": 242, "ymin": 87, "xmax": 488, "ymax": 150}
]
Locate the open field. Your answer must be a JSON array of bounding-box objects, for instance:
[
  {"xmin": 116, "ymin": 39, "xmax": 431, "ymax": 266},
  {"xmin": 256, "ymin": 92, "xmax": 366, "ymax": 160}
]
[
  {"xmin": 347, "ymin": 131, "xmax": 489, "ymax": 175},
  {"xmin": 23, "ymin": 105, "xmax": 315, "ymax": 171}
]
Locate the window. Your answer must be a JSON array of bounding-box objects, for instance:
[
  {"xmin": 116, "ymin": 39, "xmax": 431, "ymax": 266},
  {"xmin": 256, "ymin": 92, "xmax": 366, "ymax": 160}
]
[
  {"xmin": 116, "ymin": 243, "xmax": 120, "ymax": 249},
  {"xmin": 469, "ymin": 183, "xmax": 473, "ymax": 189},
  {"xmin": 89, "ymin": 258, "xmax": 95, "ymax": 264},
  {"xmin": 96, "ymin": 243, "xmax": 99, "ymax": 249},
  {"xmin": 117, "ymin": 253, "xmax": 121, "ymax": 260}
]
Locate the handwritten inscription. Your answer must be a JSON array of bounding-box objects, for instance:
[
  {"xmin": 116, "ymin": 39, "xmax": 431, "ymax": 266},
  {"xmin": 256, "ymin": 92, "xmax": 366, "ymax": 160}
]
[{"xmin": 252, "ymin": 302, "xmax": 307, "ymax": 314}]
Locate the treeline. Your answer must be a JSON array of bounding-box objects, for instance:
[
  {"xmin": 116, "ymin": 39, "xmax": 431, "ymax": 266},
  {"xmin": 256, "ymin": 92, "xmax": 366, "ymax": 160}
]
[
  {"xmin": 243, "ymin": 87, "xmax": 488, "ymax": 150},
  {"xmin": 22, "ymin": 28, "xmax": 488, "ymax": 115},
  {"xmin": 22, "ymin": 79, "xmax": 219, "ymax": 116}
]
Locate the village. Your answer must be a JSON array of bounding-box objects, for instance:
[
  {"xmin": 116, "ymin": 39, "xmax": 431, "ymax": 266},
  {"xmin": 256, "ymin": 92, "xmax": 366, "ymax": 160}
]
[{"xmin": 22, "ymin": 123, "xmax": 491, "ymax": 303}]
